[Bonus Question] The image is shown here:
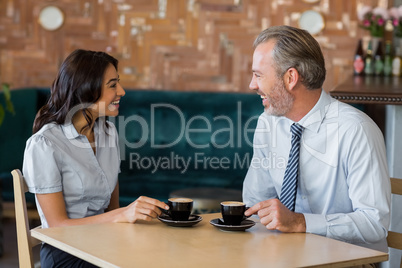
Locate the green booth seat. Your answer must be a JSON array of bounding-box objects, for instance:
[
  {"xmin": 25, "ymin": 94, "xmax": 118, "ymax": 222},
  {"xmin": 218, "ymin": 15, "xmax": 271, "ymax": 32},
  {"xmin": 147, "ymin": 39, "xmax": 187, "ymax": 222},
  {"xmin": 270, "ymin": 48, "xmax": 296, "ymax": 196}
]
[{"xmin": 0, "ymin": 88, "xmax": 262, "ymax": 208}]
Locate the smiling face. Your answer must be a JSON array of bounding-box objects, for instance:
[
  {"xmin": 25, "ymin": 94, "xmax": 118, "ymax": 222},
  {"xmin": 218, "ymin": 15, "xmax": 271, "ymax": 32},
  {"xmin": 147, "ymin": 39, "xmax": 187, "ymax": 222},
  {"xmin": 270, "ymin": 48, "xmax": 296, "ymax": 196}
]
[
  {"xmin": 91, "ymin": 64, "xmax": 125, "ymax": 118},
  {"xmin": 250, "ymin": 40, "xmax": 294, "ymax": 117}
]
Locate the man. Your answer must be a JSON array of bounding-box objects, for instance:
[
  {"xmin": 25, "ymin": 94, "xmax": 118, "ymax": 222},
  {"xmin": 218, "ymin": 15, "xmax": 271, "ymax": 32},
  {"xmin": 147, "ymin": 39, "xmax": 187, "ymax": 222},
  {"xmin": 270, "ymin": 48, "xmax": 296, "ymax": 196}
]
[{"xmin": 243, "ymin": 25, "xmax": 391, "ymax": 252}]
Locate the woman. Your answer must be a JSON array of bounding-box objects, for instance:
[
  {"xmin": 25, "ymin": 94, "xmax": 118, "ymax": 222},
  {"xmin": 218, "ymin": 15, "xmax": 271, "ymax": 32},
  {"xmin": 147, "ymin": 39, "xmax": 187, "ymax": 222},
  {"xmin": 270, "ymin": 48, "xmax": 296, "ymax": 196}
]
[{"xmin": 22, "ymin": 49, "xmax": 168, "ymax": 267}]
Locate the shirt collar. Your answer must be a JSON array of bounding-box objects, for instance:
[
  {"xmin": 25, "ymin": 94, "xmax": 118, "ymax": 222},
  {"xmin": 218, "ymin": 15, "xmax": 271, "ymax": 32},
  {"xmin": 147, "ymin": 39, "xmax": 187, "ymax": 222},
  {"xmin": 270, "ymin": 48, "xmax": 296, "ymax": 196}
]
[
  {"xmin": 61, "ymin": 120, "xmax": 101, "ymax": 140},
  {"xmin": 297, "ymin": 90, "xmax": 334, "ymax": 133},
  {"xmin": 61, "ymin": 123, "xmax": 80, "ymax": 140}
]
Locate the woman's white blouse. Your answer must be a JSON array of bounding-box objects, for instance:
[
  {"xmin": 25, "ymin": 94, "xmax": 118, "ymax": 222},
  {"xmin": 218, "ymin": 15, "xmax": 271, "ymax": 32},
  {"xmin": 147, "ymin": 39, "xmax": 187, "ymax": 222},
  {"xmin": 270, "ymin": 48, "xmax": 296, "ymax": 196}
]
[{"xmin": 23, "ymin": 121, "xmax": 121, "ymax": 228}]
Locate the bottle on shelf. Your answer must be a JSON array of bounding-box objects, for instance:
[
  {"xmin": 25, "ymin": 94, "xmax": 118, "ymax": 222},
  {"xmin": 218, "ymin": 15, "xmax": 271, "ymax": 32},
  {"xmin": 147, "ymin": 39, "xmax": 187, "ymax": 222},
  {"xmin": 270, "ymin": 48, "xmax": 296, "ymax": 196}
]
[
  {"xmin": 364, "ymin": 40, "xmax": 374, "ymax": 76},
  {"xmin": 353, "ymin": 39, "xmax": 365, "ymax": 76},
  {"xmin": 383, "ymin": 40, "xmax": 393, "ymax": 77},
  {"xmin": 392, "ymin": 47, "xmax": 401, "ymax": 77},
  {"xmin": 374, "ymin": 41, "xmax": 384, "ymax": 76}
]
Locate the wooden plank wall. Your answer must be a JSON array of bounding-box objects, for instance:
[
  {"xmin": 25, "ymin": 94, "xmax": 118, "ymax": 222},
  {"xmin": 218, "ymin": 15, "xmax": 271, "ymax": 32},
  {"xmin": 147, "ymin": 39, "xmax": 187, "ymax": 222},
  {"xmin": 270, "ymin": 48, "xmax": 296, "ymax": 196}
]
[{"xmin": 0, "ymin": 0, "xmax": 392, "ymax": 92}]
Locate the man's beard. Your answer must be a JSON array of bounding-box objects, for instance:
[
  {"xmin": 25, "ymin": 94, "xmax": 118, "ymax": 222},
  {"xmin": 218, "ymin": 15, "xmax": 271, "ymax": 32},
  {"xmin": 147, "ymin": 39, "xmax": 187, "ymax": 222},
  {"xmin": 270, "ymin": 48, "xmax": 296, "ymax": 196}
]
[{"xmin": 264, "ymin": 77, "xmax": 295, "ymax": 117}]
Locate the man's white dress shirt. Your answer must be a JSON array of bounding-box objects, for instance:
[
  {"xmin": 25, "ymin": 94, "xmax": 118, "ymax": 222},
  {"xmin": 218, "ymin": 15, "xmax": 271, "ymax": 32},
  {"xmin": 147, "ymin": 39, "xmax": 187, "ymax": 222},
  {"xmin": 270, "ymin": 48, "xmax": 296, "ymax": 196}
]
[{"xmin": 243, "ymin": 90, "xmax": 391, "ymax": 252}]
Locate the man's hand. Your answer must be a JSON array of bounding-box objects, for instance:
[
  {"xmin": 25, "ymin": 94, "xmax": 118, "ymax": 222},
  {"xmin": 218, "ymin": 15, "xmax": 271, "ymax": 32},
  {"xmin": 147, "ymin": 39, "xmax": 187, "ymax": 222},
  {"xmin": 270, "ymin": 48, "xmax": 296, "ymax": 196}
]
[{"xmin": 244, "ymin": 198, "xmax": 306, "ymax": 233}]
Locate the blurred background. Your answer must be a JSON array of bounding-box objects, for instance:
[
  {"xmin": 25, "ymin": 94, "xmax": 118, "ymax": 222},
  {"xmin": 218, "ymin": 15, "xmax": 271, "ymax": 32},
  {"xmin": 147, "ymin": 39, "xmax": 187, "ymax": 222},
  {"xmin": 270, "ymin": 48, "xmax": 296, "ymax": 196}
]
[{"xmin": 0, "ymin": 0, "xmax": 393, "ymax": 93}]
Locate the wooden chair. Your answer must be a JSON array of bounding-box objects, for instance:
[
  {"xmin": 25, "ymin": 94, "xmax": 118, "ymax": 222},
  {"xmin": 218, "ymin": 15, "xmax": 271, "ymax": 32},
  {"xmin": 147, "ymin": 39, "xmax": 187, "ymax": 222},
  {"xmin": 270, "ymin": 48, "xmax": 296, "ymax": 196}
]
[
  {"xmin": 387, "ymin": 178, "xmax": 402, "ymax": 268},
  {"xmin": 12, "ymin": 169, "xmax": 41, "ymax": 268}
]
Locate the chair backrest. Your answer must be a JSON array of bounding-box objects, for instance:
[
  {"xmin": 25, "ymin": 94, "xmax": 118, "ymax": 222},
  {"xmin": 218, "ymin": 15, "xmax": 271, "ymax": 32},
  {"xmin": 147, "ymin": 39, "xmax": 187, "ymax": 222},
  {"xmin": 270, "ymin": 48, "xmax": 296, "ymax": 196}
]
[
  {"xmin": 387, "ymin": 177, "xmax": 402, "ymax": 268},
  {"xmin": 12, "ymin": 169, "xmax": 41, "ymax": 268}
]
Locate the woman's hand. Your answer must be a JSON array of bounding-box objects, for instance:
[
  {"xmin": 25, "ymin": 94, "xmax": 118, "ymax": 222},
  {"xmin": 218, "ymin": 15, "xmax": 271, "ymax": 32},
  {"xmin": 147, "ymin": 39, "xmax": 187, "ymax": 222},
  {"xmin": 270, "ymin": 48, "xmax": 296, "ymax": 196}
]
[
  {"xmin": 37, "ymin": 192, "xmax": 169, "ymax": 226},
  {"xmin": 117, "ymin": 196, "xmax": 170, "ymax": 223}
]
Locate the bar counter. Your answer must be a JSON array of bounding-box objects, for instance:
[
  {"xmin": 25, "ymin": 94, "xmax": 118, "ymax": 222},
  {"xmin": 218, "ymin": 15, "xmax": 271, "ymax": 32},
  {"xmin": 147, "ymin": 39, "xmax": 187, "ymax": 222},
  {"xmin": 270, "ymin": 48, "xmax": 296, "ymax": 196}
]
[{"xmin": 330, "ymin": 75, "xmax": 402, "ymax": 105}]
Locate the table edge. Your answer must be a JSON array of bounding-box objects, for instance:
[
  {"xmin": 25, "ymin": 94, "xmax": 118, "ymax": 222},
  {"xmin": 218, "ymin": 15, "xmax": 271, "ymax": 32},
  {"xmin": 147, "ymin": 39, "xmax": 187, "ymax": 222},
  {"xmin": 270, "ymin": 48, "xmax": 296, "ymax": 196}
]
[{"xmin": 31, "ymin": 229, "xmax": 119, "ymax": 268}]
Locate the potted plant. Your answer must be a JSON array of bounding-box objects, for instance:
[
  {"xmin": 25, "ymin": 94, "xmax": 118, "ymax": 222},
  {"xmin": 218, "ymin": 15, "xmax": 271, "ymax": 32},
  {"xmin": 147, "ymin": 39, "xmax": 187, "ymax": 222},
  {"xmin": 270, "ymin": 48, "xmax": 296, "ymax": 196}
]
[
  {"xmin": 358, "ymin": 6, "xmax": 389, "ymax": 38},
  {"xmin": 0, "ymin": 83, "xmax": 14, "ymax": 126},
  {"xmin": 357, "ymin": 5, "xmax": 389, "ymax": 55},
  {"xmin": 389, "ymin": 5, "xmax": 402, "ymax": 51}
]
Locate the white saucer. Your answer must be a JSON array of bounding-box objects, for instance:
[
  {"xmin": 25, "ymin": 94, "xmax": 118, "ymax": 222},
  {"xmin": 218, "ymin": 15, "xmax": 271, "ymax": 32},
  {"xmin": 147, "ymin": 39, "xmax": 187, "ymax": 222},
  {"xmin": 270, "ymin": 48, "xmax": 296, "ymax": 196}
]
[
  {"xmin": 38, "ymin": 6, "xmax": 64, "ymax": 31},
  {"xmin": 298, "ymin": 10, "xmax": 325, "ymax": 35}
]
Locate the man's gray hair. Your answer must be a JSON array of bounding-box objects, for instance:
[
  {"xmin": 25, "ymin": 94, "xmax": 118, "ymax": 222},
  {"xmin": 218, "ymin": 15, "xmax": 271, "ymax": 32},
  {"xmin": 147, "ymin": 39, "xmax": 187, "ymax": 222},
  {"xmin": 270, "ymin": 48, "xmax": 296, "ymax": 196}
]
[{"xmin": 254, "ymin": 25, "xmax": 326, "ymax": 90}]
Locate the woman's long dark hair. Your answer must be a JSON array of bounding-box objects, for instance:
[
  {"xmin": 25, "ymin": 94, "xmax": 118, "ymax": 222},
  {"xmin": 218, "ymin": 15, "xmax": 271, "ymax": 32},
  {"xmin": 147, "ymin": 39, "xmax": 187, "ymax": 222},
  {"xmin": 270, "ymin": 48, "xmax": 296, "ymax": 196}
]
[{"xmin": 33, "ymin": 49, "xmax": 118, "ymax": 134}]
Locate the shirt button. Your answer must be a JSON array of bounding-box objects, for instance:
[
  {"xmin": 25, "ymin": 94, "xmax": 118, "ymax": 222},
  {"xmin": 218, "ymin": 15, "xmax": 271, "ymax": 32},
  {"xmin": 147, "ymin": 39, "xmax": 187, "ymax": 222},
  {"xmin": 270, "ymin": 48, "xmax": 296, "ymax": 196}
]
[{"xmin": 302, "ymin": 196, "xmax": 307, "ymax": 200}]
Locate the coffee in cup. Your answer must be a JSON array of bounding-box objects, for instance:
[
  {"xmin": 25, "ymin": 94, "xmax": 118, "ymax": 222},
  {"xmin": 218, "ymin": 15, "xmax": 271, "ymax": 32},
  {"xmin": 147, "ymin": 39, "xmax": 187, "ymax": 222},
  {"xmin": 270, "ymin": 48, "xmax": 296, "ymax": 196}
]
[
  {"xmin": 221, "ymin": 201, "xmax": 246, "ymax": 225},
  {"xmin": 168, "ymin": 198, "xmax": 193, "ymax": 221}
]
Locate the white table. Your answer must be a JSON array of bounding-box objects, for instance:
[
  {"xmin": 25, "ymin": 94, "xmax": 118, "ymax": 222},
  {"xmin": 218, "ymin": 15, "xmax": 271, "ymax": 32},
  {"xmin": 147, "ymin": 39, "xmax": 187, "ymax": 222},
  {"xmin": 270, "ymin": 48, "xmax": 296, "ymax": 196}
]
[{"xmin": 31, "ymin": 213, "xmax": 388, "ymax": 268}]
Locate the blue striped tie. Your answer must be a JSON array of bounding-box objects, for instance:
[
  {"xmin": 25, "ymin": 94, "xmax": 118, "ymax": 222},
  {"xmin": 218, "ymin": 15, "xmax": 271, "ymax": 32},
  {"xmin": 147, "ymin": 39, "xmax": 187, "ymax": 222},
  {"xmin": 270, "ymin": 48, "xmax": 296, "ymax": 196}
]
[{"xmin": 280, "ymin": 123, "xmax": 304, "ymax": 212}]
